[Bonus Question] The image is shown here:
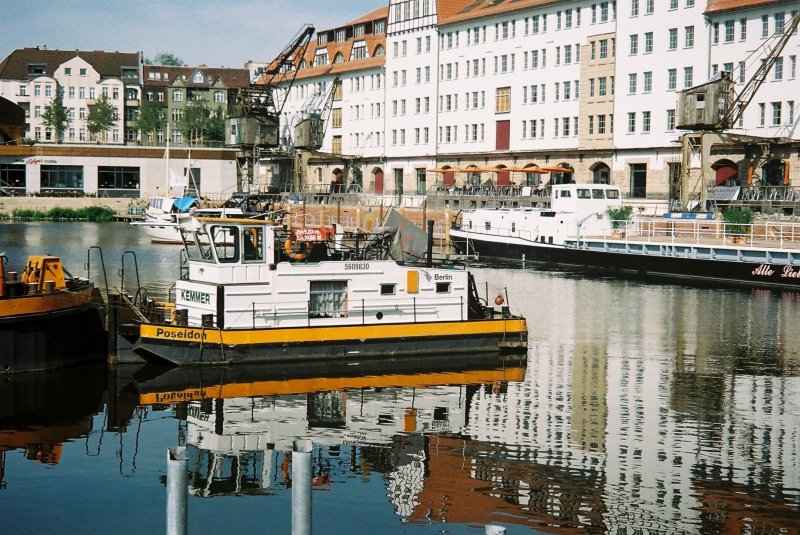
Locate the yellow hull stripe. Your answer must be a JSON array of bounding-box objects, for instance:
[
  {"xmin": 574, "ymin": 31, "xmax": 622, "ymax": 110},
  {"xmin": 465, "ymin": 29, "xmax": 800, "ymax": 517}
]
[
  {"xmin": 139, "ymin": 366, "xmax": 527, "ymax": 404},
  {"xmin": 140, "ymin": 318, "xmax": 527, "ymax": 346},
  {"xmin": 0, "ymin": 288, "xmax": 94, "ymax": 319}
]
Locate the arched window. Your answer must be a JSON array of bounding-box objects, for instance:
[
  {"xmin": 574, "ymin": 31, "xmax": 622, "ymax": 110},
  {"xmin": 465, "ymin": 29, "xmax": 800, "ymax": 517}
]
[
  {"xmin": 373, "ymin": 44, "xmax": 385, "ymax": 57},
  {"xmin": 333, "ymin": 52, "xmax": 344, "ymax": 64}
]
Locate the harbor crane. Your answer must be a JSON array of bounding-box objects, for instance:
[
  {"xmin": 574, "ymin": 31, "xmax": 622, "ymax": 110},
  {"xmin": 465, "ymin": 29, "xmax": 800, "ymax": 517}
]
[
  {"xmin": 226, "ymin": 24, "xmax": 315, "ymax": 190},
  {"xmin": 675, "ymin": 11, "xmax": 800, "ymax": 211}
]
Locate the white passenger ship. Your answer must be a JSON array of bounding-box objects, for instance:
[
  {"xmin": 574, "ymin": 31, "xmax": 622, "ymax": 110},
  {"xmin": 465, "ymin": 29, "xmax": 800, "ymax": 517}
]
[{"xmin": 450, "ymin": 183, "xmax": 800, "ymax": 290}]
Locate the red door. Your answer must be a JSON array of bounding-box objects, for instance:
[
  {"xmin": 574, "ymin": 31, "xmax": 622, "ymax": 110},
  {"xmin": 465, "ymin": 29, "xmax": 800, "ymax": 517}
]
[
  {"xmin": 374, "ymin": 170, "xmax": 384, "ymax": 194},
  {"xmin": 495, "ymin": 120, "xmax": 510, "ymax": 150},
  {"xmin": 496, "ymin": 170, "xmax": 510, "ymax": 187},
  {"xmin": 443, "ymin": 171, "xmax": 455, "ymax": 186}
]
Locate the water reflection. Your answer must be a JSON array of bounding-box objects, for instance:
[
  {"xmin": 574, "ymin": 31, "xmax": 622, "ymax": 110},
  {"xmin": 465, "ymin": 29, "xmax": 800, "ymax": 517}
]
[{"xmin": 2, "ymin": 223, "xmax": 799, "ymax": 532}]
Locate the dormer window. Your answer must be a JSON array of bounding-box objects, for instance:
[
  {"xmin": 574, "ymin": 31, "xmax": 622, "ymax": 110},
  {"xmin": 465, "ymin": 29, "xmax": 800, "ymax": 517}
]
[
  {"xmin": 335, "ymin": 29, "xmax": 346, "ymax": 42},
  {"xmin": 192, "ymin": 72, "xmax": 204, "ymax": 83},
  {"xmin": 351, "ymin": 40, "xmax": 367, "ymax": 60},
  {"xmin": 354, "ymin": 24, "xmax": 365, "ymax": 37}
]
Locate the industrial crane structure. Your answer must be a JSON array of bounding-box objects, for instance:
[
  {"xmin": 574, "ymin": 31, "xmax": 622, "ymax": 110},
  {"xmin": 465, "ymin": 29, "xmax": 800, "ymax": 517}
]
[
  {"xmin": 226, "ymin": 24, "xmax": 315, "ymax": 191},
  {"xmin": 675, "ymin": 11, "xmax": 800, "ymax": 211}
]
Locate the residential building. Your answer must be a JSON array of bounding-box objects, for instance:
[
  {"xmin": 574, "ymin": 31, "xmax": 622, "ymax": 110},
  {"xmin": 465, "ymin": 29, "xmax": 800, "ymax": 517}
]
[{"xmin": 0, "ymin": 47, "xmax": 141, "ymax": 144}]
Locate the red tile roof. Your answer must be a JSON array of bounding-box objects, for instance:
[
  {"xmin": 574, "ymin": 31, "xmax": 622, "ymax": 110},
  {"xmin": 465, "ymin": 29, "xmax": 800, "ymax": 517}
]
[{"xmin": 705, "ymin": 0, "xmax": 790, "ymax": 14}]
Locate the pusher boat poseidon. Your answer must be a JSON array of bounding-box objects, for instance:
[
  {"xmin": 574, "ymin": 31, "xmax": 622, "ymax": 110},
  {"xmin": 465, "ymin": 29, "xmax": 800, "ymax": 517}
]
[{"xmin": 115, "ymin": 211, "xmax": 527, "ymax": 365}]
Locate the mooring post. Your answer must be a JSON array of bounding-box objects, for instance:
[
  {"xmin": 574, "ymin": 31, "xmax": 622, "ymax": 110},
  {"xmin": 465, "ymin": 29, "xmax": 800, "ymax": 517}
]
[
  {"xmin": 292, "ymin": 439, "xmax": 313, "ymax": 535},
  {"xmin": 167, "ymin": 446, "xmax": 188, "ymax": 535}
]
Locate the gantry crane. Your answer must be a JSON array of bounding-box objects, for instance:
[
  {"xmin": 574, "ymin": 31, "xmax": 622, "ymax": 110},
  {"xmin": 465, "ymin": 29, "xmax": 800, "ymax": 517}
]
[{"xmin": 675, "ymin": 11, "xmax": 800, "ymax": 211}]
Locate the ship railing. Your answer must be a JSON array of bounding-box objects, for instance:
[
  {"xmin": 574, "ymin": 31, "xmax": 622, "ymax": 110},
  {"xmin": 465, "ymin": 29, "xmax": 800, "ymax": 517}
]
[
  {"xmin": 598, "ymin": 219, "xmax": 800, "ymax": 250},
  {"xmin": 240, "ymin": 295, "xmax": 469, "ymax": 327}
]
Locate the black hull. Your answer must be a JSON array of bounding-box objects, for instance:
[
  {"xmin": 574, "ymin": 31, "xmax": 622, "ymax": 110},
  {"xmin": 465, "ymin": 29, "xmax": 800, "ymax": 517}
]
[
  {"xmin": 0, "ymin": 305, "xmax": 107, "ymax": 373},
  {"xmin": 132, "ymin": 330, "xmax": 524, "ymax": 366},
  {"xmin": 450, "ymin": 234, "xmax": 800, "ymax": 291}
]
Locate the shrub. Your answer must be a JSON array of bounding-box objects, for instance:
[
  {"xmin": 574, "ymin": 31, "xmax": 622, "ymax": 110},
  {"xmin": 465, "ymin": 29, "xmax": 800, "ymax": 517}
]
[
  {"xmin": 606, "ymin": 205, "xmax": 633, "ymax": 230},
  {"xmin": 721, "ymin": 207, "xmax": 754, "ymax": 236}
]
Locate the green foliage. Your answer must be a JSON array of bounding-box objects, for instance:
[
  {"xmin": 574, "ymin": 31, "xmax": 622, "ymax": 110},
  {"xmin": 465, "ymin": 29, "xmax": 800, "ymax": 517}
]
[
  {"xmin": 87, "ymin": 94, "xmax": 120, "ymax": 142},
  {"xmin": 132, "ymin": 99, "xmax": 166, "ymax": 143},
  {"xmin": 41, "ymin": 96, "xmax": 71, "ymax": 142},
  {"xmin": 606, "ymin": 205, "xmax": 634, "ymax": 230},
  {"xmin": 721, "ymin": 207, "xmax": 754, "ymax": 236},
  {"xmin": 147, "ymin": 52, "xmax": 183, "ymax": 66},
  {"xmin": 11, "ymin": 206, "xmax": 115, "ymax": 221},
  {"xmin": 177, "ymin": 100, "xmax": 212, "ymax": 145},
  {"xmin": 206, "ymin": 106, "xmax": 226, "ymax": 143}
]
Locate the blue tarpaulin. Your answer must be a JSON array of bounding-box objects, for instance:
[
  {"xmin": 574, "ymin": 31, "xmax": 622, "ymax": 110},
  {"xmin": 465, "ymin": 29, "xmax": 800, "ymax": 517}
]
[{"xmin": 174, "ymin": 196, "xmax": 199, "ymax": 212}]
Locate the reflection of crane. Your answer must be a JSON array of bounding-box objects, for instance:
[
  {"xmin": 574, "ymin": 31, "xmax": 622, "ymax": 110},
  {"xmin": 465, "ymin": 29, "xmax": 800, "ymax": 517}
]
[
  {"xmin": 227, "ymin": 24, "xmax": 315, "ymax": 190},
  {"xmin": 675, "ymin": 12, "xmax": 800, "ymax": 211}
]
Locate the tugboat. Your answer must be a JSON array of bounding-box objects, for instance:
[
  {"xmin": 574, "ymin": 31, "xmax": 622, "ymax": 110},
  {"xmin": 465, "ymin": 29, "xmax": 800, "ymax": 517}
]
[
  {"xmin": 0, "ymin": 254, "xmax": 107, "ymax": 373},
  {"xmin": 115, "ymin": 212, "xmax": 527, "ymax": 365}
]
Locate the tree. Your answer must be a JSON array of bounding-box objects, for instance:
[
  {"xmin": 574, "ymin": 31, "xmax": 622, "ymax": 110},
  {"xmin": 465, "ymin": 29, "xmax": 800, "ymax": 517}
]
[
  {"xmin": 41, "ymin": 94, "xmax": 70, "ymax": 143},
  {"xmin": 86, "ymin": 94, "xmax": 119, "ymax": 143},
  {"xmin": 206, "ymin": 106, "xmax": 227, "ymax": 144},
  {"xmin": 146, "ymin": 52, "xmax": 183, "ymax": 66},
  {"xmin": 131, "ymin": 99, "xmax": 166, "ymax": 144},
  {"xmin": 177, "ymin": 100, "xmax": 211, "ymax": 145}
]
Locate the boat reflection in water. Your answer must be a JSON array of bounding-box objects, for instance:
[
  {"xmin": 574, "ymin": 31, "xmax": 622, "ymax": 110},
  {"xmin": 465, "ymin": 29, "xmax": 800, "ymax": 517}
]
[
  {"xmin": 111, "ymin": 352, "xmax": 527, "ymax": 501},
  {"xmin": 0, "ymin": 363, "xmax": 106, "ymax": 484}
]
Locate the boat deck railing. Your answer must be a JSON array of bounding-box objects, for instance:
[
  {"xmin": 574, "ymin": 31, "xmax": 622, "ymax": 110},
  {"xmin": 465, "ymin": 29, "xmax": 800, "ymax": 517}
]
[{"xmin": 594, "ymin": 218, "xmax": 800, "ymax": 250}]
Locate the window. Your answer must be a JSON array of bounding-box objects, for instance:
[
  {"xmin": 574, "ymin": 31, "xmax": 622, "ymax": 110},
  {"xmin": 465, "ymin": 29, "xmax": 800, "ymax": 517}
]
[
  {"xmin": 332, "ymin": 108, "xmax": 342, "ymax": 127},
  {"xmin": 309, "ymin": 280, "xmax": 347, "ymax": 318},
  {"xmin": 762, "ymin": 15, "xmax": 769, "ymax": 38},
  {"xmin": 645, "ymin": 0, "xmax": 654, "ymax": 14},
  {"xmin": 740, "ymin": 18, "xmax": 747, "ymax": 40},
  {"xmin": 774, "ymin": 57, "xmax": 783, "ymax": 80},
  {"xmin": 598, "ymin": 114, "xmax": 606, "ymax": 134},
  {"xmin": 628, "ymin": 73, "xmax": 637, "ymax": 94},
  {"xmin": 725, "ymin": 20, "xmax": 734, "ymax": 42},
  {"xmin": 630, "ymin": 34, "xmax": 638, "ymax": 55},
  {"xmin": 631, "ymin": 0, "xmax": 639, "ymax": 17},
  {"xmin": 644, "ymin": 32, "xmax": 653, "ymax": 53},
  {"xmin": 599, "ymin": 39, "xmax": 608, "ymax": 58},
  {"xmin": 40, "ymin": 165, "xmax": 84, "ymax": 190},
  {"xmin": 495, "ymin": 87, "xmax": 511, "ymax": 113},
  {"xmin": 759, "ymin": 103, "xmax": 766, "ymax": 126},
  {"xmin": 670, "ymin": 0, "xmax": 678, "ymax": 8},
  {"xmin": 332, "ymin": 135, "xmax": 342, "ymax": 154},
  {"xmin": 667, "ymin": 109, "xmax": 676, "ymax": 130},
  {"xmin": 772, "ymin": 102, "xmax": 782, "ymax": 125},
  {"xmin": 98, "ymin": 166, "xmax": 140, "ymax": 191},
  {"xmin": 598, "ymin": 77, "xmax": 607, "ymax": 96},
  {"xmin": 685, "ymin": 26, "xmax": 694, "ymax": 48},
  {"xmin": 668, "ymin": 68, "xmax": 677, "ymax": 90},
  {"xmin": 668, "ymin": 28, "xmax": 678, "ymax": 50},
  {"xmin": 684, "ymin": 66, "xmax": 693, "ymax": 88},
  {"xmin": 627, "ymin": 112, "xmax": 636, "ymax": 133},
  {"xmin": 172, "ymin": 89, "xmax": 183, "ymax": 101},
  {"xmin": 642, "ymin": 111, "xmax": 651, "ymax": 132},
  {"xmin": 643, "ymin": 71, "xmax": 652, "ymax": 92}
]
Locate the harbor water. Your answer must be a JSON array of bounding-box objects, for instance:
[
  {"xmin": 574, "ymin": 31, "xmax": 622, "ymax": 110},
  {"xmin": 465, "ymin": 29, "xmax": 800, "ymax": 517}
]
[{"xmin": 1, "ymin": 221, "xmax": 799, "ymax": 533}]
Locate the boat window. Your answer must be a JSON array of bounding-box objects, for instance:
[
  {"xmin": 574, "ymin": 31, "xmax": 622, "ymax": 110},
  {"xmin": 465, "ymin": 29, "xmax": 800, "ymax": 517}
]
[
  {"xmin": 182, "ymin": 228, "xmax": 215, "ymax": 263},
  {"xmin": 592, "ymin": 189, "xmax": 605, "ymax": 199},
  {"xmin": 436, "ymin": 282, "xmax": 451, "ymax": 293},
  {"xmin": 380, "ymin": 283, "xmax": 396, "ymax": 295},
  {"xmin": 211, "ymin": 225, "xmax": 239, "ymax": 263},
  {"xmin": 560, "ymin": 190, "xmax": 571, "ymax": 198},
  {"xmin": 309, "ymin": 280, "xmax": 348, "ymax": 318},
  {"xmin": 511, "ymin": 222, "xmax": 516, "ymax": 233},
  {"xmin": 243, "ymin": 227, "xmax": 264, "ymax": 262},
  {"xmin": 577, "ymin": 188, "xmax": 591, "ymax": 198},
  {"xmin": 606, "ymin": 189, "xmax": 620, "ymax": 199},
  {"xmin": 484, "ymin": 221, "xmax": 491, "ymax": 231}
]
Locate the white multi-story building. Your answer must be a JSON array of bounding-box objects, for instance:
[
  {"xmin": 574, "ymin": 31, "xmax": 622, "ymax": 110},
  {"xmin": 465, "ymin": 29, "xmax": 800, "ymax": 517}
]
[
  {"xmin": 280, "ymin": 0, "xmax": 799, "ymax": 201},
  {"xmin": 0, "ymin": 47, "xmax": 141, "ymax": 144}
]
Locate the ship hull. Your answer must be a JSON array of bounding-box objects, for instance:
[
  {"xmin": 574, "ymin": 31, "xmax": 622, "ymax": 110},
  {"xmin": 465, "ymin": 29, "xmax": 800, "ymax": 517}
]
[
  {"xmin": 123, "ymin": 318, "xmax": 528, "ymax": 366},
  {"xmin": 450, "ymin": 230, "xmax": 800, "ymax": 291}
]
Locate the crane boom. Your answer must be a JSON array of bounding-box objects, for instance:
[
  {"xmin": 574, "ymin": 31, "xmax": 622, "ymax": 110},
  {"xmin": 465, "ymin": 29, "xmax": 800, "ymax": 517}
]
[{"xmin": 720, "ymin": 11, "xmax": 800, "ymax": 129}]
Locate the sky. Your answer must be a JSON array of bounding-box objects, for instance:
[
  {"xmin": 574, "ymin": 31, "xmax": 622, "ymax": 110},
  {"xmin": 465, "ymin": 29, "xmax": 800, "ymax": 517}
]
[{"xmin": 3, "ymin": 0, "xmax": 384, "ymax": 68}]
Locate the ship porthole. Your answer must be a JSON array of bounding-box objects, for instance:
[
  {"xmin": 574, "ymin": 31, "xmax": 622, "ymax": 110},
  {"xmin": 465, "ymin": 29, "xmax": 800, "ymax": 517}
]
[{"xmin": 376, "ymin": 312, "xmax": 384, "ymax": 320}]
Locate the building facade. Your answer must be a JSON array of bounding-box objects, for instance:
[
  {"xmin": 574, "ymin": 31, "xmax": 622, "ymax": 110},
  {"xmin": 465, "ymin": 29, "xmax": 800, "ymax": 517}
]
[{"xmin": 279, "ymin": 0, "xmax": 800, "ymax": 201}]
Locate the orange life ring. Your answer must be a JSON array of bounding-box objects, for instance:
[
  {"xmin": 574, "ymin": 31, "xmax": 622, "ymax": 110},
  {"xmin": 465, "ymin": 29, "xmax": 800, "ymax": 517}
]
[
  {"xmin": 495, "ymin": 294, "xmax": 504, "ymax": 306},
  {"xmin": 284, "ymin": 238, "xmax": 312, "ymax": 261}
]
